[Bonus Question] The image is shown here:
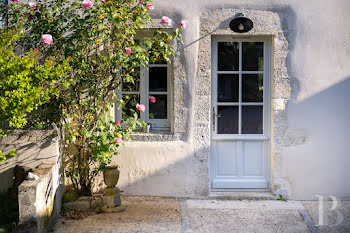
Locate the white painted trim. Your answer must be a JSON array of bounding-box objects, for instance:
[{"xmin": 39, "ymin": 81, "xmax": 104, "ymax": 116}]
[{"xmin": 115, "ymin": 44, "xmax": 171, "ymax": 130}]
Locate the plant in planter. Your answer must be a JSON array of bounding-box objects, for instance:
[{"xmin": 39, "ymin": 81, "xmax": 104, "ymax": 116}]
[{"xmin": 2, "ymin": 0, "xmax": 187, "ymax": 195}]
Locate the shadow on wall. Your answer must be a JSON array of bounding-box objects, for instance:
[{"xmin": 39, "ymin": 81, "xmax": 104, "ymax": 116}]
[
  {"xmin": 0, "ymin": 130, "xmax": 58, "ymax": 194},
  {"xmin": 94, "ymin": 144, "xmax": 210, "ymax": 198},
  {"xmin": 285, "ymin": 77, "xmax": 350, "ymax": 200}
]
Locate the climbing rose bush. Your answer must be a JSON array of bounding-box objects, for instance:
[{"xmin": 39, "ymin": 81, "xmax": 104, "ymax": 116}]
[
  {"xmin": 178, "ymin": 20, "xmax": 189, "ymax": 29},
  {"xmin": 2, "ymin": 0, "xmax": 188, "ymax": 195}
]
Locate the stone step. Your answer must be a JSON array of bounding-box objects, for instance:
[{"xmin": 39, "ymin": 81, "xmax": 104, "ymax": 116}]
[{"xmin": 208, "ymin": 191, "xmax": 277, "ymax": 200}]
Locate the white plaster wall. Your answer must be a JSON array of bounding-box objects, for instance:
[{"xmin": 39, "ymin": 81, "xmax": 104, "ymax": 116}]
[
  {"xmin": 112, "ymin": 0, "xmax": 350, "ymax": 200},
  {"xmin": 94, "ymin": 140, "xmax": 209, "ymax": 197}
]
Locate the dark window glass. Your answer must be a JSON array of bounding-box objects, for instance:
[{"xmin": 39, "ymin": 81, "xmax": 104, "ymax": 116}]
[
  {"xmin": 149, "ymin": 95, "xmax": 167, "ymax": 119},
  {"xmin": 217, "ymin": 106, "xmax": 238, "ymax": 134},
  {"xmin": 218, "ymin": 42, "xmax": 239, "ymax": 71},
  {"xmin": 218, "ymin": 74, "xmax": 239, "ymax": 102},
  {"xmin": 242, "ymin": 74, "xmax": 263, "ymax": 102},
  {"xmin": 149, "ymin": 67, "xmax": 167, "ymax": 92},
  {"xmin": 242, "ymin": 106, "xmax": 263, "ymax": 134},
  {"xmin": 242, "ymin": 42, "xmax": 264, "ymax": 71},
  {"xmin": 122, "ymin": 94, "xmax": 140, "ymax": 118}
]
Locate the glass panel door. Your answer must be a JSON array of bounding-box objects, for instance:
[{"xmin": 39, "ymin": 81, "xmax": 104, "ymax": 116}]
[
  {"xmin": 215, "ymin": 41, "xmax": 265, "ymax": 135},
  {"xmin": 210, "ymin": 38, "xmax": 270, "ymax": 190}
]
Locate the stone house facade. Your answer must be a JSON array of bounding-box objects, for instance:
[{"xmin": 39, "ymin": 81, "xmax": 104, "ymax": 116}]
[{"xmin": 102, "ymin": 0, "xmax": 350, "ymax": 200}]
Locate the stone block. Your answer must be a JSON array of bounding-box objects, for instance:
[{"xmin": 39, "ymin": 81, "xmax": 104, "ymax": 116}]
[
  {"xmin": 77, "ymin": 196, "xmax": 92, "ymax": 202},
  {"xmin": 274, "ymin": 98, "xmax": 287, "ymax": 111},
  {"xmin": 63, "ymin": 201, "xmax": 91, "ymax": 211},
  {"xmin": 91, "ymin": 197, "xmax": 103, "ymax": 209},
  {"xmin": 102, "ymin": 194, "xmax": 121, "ymax": 207}
]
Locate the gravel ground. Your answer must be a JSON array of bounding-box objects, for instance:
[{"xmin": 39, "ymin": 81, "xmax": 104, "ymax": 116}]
[
  {"xmin": 54, "ymin": 196, "xmax": 350, "ymax": 233},
  {"xmin": 54, "ymin": 196, "xmax": 181, "ymax": 233},
  {"xmin": 302, "ymin": 200, "xmax": 350, "ymax": 233}
]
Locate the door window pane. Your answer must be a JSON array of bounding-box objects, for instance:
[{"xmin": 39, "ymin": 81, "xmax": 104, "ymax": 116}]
[
  {"xmin": 149, "ymin": 95, "xmax": 167, "ymax": 119},
  {"xmin": 218, "ymin": 74, "xmax": 239, "ymax": 102},
  {"xmin": 242, "ymin": 106, "xmax": 263, "ymax": 134},
  {"xmin": 242, "ymin": 42, "xmax": 264, "ymax": 71},
  {"xmin": 242, "ymin": 74, "xmax": 263, "ymax": 102},
  {"xmin": 218, "ymin": 42, "xmax": 239, "ymax": 71},
  {"xmin": 217, "ymin": 106, "xmax": 238, "ymax": 134},
  {"xmin": 149, "ymin": 67, "xmax": 167, "ymax": 92},
  {"xmin": 122, "ymin": 94, "xmax": 140, "ymax": 118}
]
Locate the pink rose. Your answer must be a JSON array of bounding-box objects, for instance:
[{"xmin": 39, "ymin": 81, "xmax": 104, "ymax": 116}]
[
  {"xmin": 160, "ymin": 16, "xmax": 172, "ymax": 26},
  {"xmin": 41, "ymin": 34, "xmax": 53, "ymax": 47},
  {"xmin": 136, "ymin": 103, "xmax": 145, "ymax": 112},
  {"xmin": 28, "ymin": 2, "xmax": 38, "ymax": 10},
  {"xmin": 125, "ymin": 47, "xmax": 132, "ymax": 56},
  {"xmin": 178, "ymin": 20, "xmax": 189, "ymax": 29},
  {"xmin": 115, "ymin": 137, "xmax": 123, "ymax": 145},
  {"xmin": 116, "ymin": 121, "xmax": 121, "ymax": 126},
  {"xmin": 146, "ymin": 4, "xmax": 154, "ymax": 11},
  {"xmin": 81, "ymin": 0, "xmax": 93, "ymax": 9},
  {"xmin": 149, "ymin": 95, "xmax": 156, "ymax": 103},
  {"xmin": 11, "ymin": 0, "xmax": 19, "ymax": 2}
]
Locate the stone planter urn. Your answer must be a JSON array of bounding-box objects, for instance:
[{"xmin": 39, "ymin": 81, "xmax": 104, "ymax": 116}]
[
  {"xmin": 103, "ymin": 165, "xmax": 120, "ymax": 188},
  {"xmin": 102, "ymin": 165, "xmax": 123, "ymax": 211}
]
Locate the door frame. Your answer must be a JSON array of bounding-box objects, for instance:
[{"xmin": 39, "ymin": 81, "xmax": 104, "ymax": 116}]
[{"xmin": 209, "ymin": 35, "xmax": 272, "ymax": 192}]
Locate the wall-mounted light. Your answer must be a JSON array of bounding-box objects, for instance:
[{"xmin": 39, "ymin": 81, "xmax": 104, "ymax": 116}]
[{"xmin": 229, "ymin": 13, "xmax": 253, "ymax": 33}]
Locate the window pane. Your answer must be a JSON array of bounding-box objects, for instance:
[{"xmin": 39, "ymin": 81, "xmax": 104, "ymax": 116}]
[
  {"xmin": 122, "ymin": 68, "xmax": 140, "ymax": 92},
  {"xmin": 149, "ymin": 95, "xmax": 167, "ymax": 119},
  {"xmin": 122, "ymin": 94, "xmax": 140, "ymax": 118},
  {"xmin": 218, "ymin": 74, "xmax": 239, "ymax": 102},
  {"xmin": 242, "ymin": 42, "xmax": 264, "ymax": 71},
  {"xmin": 242, "ymin": 74, "xmax": 263, "ymax": 102},
  {"xmin": 217, "ymin": 106, "xmax": 238, "ymax": 134},
  {"xmin": 218, "ymin": 42, "xmax": 239, "ymax": 71},
  {"xmin": 242, "ymin": 106, "xmax": 263, "ymax": 134},
  {"xmin": 149, "ymin": 67, "xmax": 167, "ymax": 92}
]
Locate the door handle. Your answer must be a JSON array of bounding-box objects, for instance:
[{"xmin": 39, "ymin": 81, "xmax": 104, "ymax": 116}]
[
  {"xmin": 213, "ymin": 107, "xmax": 221, "ymax": 131},
  {"xmin": 212, "ymin": 107, "xmax": 216, "ymax": 131}
]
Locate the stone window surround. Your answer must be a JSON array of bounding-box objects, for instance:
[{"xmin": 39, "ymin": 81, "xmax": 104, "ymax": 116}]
[
  {"xmin": 195, "ymin": 9, "xmax": 292, "ymax": 197},
  {"xmin": 128, "ymin": 28, "xmax": 188, "ymax": 142}
]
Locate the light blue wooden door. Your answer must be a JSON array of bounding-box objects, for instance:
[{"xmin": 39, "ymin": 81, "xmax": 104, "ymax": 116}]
[{"xmin": 210, "ymin": 37, "xmax": 271, "ymax": 190}]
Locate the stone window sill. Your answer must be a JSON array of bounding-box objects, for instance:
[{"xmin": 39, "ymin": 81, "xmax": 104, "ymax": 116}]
[{"xmin": 130, "ymin": 131, "xmax": 184, "ymax": 141}]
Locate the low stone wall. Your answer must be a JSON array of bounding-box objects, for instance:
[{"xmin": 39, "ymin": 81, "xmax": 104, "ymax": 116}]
[
  {"xmin": 0, "ymin": 130, "xmax": 64, "ymax": 233},
  {"xmin": 0, "ymin": 130, "xmax": 61, "ymax": 194},
  {"xmin": 17, "ymin": 162, "xmax": 63, "ymax": 233}
]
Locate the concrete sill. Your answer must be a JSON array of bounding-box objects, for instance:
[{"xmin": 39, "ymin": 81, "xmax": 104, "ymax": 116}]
[{"xmin": 130, "ymin": 132, "xmax": 184, "ymax": 141}]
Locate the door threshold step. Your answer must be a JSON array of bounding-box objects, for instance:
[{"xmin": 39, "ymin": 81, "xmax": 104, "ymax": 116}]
[{"xmin": 208, "ymin": 191, "xmax": 276, "ymax": 200}]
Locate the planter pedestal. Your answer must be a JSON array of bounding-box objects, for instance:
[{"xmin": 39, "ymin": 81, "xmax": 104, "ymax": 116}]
[
  {"xmin": 63, "ymin": 166, "xmax": 126, "ymax": 213},
  {"xmin": 101, "ymin": 165, "xmax": 125, "ymax": 212},
  {"xmin": 103, "ymin": 187, "xmax": 120, "ymax": 196},
  {"xmin": 102, "ymin": 194, "xmax": 121, "ymax": 207}
]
